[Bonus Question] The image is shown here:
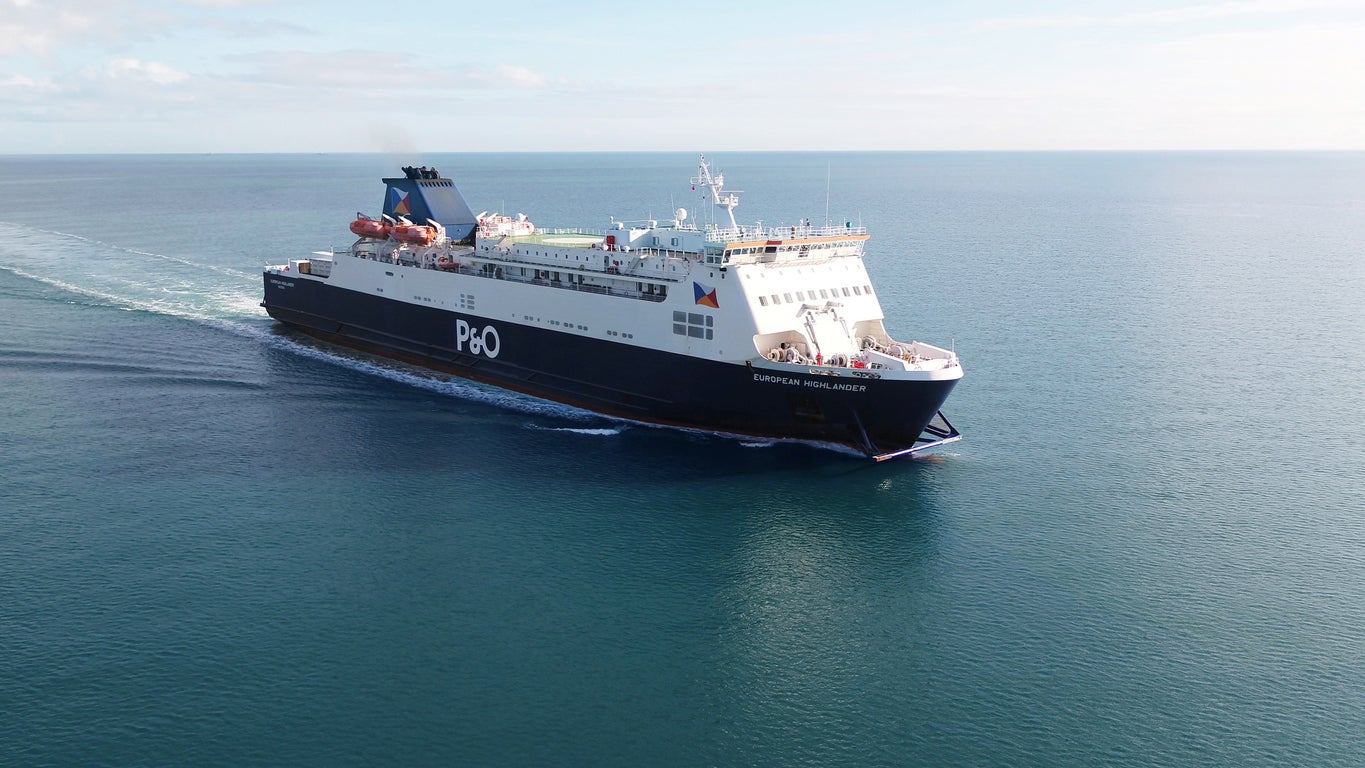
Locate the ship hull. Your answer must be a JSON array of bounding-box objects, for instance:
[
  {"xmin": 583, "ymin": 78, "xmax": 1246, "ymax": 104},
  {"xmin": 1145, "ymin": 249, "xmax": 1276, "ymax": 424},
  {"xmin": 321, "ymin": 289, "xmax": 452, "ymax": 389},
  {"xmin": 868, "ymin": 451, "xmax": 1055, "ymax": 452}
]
[{"xmin": 263, "ymin": 273, "xmax": 958, "ymax": 455}]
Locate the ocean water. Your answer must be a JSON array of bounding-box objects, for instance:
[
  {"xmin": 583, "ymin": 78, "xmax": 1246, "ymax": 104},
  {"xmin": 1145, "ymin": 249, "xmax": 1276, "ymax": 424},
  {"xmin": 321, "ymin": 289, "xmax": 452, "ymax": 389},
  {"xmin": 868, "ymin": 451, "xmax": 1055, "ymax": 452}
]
[{"xmin": 1, "ymin": 152, "xmax": 1363, "ymax": 766}]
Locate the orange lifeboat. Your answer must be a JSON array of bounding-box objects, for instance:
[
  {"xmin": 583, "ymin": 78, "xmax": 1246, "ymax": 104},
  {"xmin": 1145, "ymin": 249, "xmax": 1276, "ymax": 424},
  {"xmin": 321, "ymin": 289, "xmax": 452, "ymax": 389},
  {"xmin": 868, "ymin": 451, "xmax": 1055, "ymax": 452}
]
[
  {"xmin": 391, "ymin": 224, "xmax": 436, "ymax": 246},
  {"xmin": 349, "ymin": 216, "xmax": 390, "ymax": 240}
]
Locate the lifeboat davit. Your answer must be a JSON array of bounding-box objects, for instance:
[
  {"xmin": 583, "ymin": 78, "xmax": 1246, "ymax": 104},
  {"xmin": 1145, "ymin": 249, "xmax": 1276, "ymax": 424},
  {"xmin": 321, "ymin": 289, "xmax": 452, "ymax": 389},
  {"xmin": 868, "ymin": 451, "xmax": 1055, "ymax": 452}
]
[
  {"xmin": 391, "ymin": 224, "xmax": 436, "ymax": 246},
  {"xmin": 349, "ymin": 216, "xmax": 391, "ymax": 240}
]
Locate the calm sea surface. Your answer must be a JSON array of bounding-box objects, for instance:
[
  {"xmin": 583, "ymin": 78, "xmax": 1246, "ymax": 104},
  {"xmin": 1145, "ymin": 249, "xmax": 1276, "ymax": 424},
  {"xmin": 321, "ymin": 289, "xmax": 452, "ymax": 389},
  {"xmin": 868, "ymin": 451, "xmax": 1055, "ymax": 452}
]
[{"xmin": 1, "ymin": 152, "xmax": 1363, "ymax": 766}]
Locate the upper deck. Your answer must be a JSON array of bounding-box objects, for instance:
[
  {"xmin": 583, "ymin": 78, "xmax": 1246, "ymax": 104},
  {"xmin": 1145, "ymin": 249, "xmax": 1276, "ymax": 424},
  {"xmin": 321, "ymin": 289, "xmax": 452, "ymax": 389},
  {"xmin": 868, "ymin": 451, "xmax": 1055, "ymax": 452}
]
[
  {"xmin": 703, "ymin": 221, "xmax": 867, "ymax": 244},
  {"xmin": 476, "ymin": 155, "xmax": 872, "ymax": 269}
]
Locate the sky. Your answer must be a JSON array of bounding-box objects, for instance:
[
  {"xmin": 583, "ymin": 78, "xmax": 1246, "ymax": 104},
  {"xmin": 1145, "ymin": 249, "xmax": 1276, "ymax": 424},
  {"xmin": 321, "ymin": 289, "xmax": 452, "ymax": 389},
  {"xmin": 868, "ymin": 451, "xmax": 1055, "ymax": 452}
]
[{"xmin": 2, "ymin": 0, "xmax": 1363, "ymax": 153}]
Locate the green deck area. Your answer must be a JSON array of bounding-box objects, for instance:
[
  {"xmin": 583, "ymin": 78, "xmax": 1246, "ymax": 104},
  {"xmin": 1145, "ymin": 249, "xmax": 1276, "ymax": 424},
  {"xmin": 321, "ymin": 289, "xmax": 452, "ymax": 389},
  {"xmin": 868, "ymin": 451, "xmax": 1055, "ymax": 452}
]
[{"xmin": 508, "ymin": 231, "xmax": 605, "ymax": 248}]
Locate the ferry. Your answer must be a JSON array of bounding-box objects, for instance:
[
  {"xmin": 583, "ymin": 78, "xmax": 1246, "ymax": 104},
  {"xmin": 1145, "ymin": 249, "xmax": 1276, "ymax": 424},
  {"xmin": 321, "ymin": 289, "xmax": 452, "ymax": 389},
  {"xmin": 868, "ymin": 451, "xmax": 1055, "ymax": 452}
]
[{"xmin": 261, "ymin": 156, "xmax": 963, "ymax": 460}]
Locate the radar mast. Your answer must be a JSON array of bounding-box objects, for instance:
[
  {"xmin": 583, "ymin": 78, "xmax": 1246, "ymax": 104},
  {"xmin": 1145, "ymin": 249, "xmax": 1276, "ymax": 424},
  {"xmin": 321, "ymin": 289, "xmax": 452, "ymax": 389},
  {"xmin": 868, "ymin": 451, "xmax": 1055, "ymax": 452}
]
[{"xmin": 692, "ymin": 154, "xmax": 741, "ymax": 232}]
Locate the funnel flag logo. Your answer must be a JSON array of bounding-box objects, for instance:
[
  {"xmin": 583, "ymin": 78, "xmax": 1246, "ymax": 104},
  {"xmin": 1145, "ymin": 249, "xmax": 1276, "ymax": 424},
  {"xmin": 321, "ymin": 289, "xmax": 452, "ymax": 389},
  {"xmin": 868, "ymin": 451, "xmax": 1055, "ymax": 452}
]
[
  {"xmin": 389, "ymin": 187, "xmax": 412, "ymax": 217},
  {"xmin": 693, "ymin": 282, "xmax": 719, "ymax": 309}
]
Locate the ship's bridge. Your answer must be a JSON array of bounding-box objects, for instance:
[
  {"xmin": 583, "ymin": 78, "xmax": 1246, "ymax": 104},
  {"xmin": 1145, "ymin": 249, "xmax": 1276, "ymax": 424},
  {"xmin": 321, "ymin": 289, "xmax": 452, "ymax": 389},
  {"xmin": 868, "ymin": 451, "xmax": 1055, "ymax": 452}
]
[
  {"xmin": 706, "ymin": 222, "xmax": 870, "ymax": 266},
  {"xmin": 685, "ymin": 154, "xmax": 871, "ymax": 266}
]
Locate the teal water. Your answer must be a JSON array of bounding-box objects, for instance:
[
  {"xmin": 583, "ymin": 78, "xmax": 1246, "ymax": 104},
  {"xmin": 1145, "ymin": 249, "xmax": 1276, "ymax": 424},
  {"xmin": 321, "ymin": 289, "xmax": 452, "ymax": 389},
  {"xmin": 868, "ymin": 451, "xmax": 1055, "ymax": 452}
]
[{"xmin": 2, "ymin": 152, "xmax": 1363, "ymax": 766}]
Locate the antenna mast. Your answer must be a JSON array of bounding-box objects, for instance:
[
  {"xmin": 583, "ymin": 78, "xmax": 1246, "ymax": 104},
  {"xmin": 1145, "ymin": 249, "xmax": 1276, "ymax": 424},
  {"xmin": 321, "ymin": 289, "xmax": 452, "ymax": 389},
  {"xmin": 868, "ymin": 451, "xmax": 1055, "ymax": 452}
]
[{"xmin": 691, "ymin": 154, "xmax": 741, "ymax": 233}]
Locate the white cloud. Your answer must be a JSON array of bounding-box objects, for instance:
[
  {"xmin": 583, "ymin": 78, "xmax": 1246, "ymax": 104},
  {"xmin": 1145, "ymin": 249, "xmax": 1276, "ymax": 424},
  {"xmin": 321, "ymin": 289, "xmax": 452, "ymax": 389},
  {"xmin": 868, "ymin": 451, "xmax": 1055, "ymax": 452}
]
[
  {"xmin": 226, "ymin": 50, "xmax": 553, "ymax": 96},
  {"xmin": 983, "ymin": 0, "xmax": 1365, "ymax": 29},
  {"xmin": 493, "ymin": 64, "xmax": 547, "ymax": 89},
  {"xmin": 103, "ymin": 58, "xmax": 189, "ymax": 85},
  {"xmin": 0, "ymin": 11, "xmax": 97, "ymax": 56},
  {"xmin": 187, "ymin": 0, "xmax": 281, "ymax": 6},
  {"xmin": 230, "ymin": 49, "xmax": 429, "ymax": 90},
  {"xmin": 0, "ymin": 0, "xmax": 306, "ymax": 59},
  {"xmin": 0, "ymin": 73, "xmax": 57, "ymax": 93}
]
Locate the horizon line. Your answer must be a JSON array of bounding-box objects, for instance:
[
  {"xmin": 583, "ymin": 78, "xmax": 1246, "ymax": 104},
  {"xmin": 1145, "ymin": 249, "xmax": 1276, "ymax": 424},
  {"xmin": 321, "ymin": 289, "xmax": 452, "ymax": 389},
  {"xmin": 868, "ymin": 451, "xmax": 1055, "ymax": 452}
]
[{"xmin": 3, "ymin": 148, "xmax": 1364, "ymax": 157}]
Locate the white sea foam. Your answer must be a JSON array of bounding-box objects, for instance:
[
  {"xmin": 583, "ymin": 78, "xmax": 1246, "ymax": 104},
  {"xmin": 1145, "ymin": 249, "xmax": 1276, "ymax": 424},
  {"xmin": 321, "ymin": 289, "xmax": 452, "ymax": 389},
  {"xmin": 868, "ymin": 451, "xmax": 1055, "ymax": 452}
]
[
  {"xmin": 0, "ymin": 222, "xmax": 265, "ymax": 324},
  {"xmin": 525, "ymin": 425, "xmax": 626, "ymax": 436},
  {"xmin": 3, "ymin": 224, "xmax": 254, "ymax": 278},
  {"xmin": 617, "ymin": 415, "xmax": 866, "ymax": 458}
]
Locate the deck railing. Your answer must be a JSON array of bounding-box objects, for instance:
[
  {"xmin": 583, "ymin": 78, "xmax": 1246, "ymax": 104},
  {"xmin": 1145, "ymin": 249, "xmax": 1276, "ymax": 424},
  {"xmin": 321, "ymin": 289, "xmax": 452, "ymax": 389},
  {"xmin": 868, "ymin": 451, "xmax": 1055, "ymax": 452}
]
[
  {"xmin": 332, "ymin": 248, "xmax": 668, "ymax": 303},
  {"xmin": 703, "ymin": 222, "xmax": 867, "ymax": 242}
]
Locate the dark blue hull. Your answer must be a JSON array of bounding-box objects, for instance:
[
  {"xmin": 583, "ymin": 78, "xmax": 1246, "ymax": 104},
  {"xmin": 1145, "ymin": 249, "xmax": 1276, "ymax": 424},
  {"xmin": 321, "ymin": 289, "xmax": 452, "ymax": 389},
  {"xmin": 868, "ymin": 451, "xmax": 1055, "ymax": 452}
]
[{"xmin": 262, "ymin": 273, "xmax": 959, "ymax": 455}]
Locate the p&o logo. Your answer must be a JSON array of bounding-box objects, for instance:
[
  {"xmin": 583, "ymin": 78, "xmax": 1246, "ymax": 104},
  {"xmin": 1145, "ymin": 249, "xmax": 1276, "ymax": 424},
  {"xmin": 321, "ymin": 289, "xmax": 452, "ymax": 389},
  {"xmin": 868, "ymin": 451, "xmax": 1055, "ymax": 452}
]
[{"xmin": 455, "ymin": 318, "xmax": 501, "ymax": 359}]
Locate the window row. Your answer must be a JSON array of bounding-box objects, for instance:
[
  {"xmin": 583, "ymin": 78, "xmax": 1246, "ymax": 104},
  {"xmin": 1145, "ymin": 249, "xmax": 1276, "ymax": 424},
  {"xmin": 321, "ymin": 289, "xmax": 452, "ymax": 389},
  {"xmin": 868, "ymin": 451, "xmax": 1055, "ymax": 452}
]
[{"xmin": 756, "ymin": 284, "xmax": 873, "ymax": 307}]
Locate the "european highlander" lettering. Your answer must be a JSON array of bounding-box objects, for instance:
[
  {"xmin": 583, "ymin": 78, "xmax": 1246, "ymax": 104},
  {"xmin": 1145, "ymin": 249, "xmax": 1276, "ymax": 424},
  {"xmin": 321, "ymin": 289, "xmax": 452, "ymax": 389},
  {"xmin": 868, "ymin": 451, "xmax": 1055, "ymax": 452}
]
[{"xmin": 753, "ymin": 373, "xmax": 866, "ymax": 392}]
